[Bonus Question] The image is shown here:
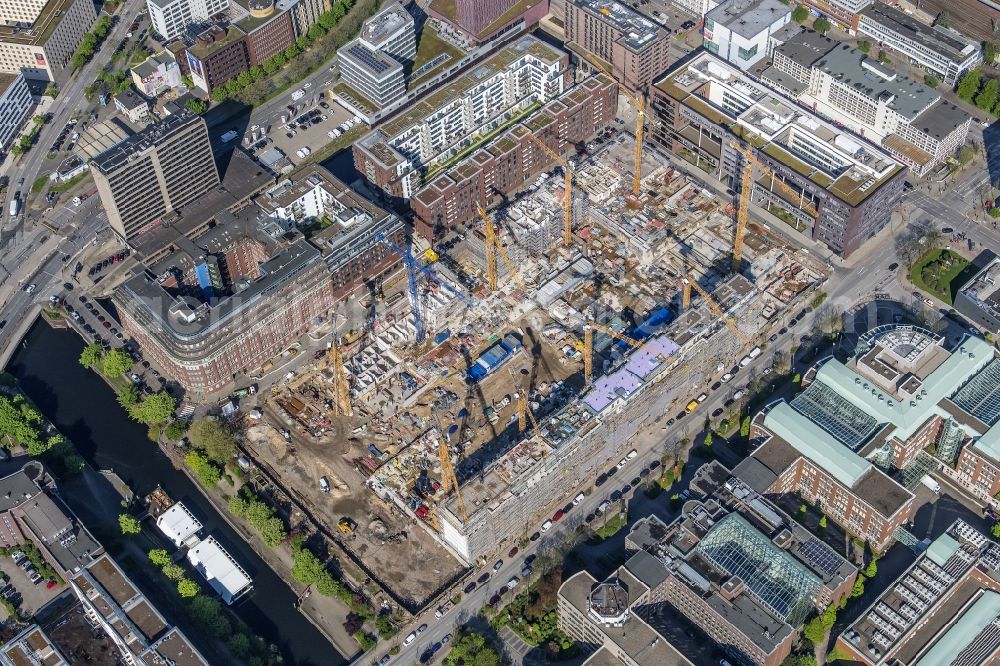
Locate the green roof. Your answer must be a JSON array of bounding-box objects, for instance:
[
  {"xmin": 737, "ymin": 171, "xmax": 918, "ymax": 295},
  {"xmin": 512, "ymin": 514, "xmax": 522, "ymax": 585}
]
[
  {"xmin": 925, "ymin": 532, "xmax": 961, "ymax": 567},
  {"xmin": 188, "ymin": 27, "xmax": 244, "ymax": 59},
  {"xmin": 914, "ymin": 590, "xmax": 1000, "ymax": 666}
]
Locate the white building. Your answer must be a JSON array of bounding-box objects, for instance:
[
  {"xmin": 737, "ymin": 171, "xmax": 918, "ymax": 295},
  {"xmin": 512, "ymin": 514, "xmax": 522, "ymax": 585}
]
[
  {"xmin": 0, "ymin": 72, "xmax": 33, "ymax": 152},
  {"xmin": 155, "ymin": 501, "xmax": 203, "ymax": 549},
  {"xmin": 703, "ymin": 0, "xmax": 790, "ymax": 70},
  {"xmin": 857, "ymin": 3, "xmax": 981, "ymax": 86},
  {"xmin": 130, "ymin": 50, "xmax": 182, "ymax": 96},
  {"xmin": 186, "ymin": 535, "xmax": 253, "ymax": 605},
  {"xmin": 337, "ymin": 2, "xmax": 415, "ymax": 108},
  {"xmin": 147, "ymin": 0, "xmax": 229, "ymax": 41},
  {"xmin": 671, "ymin": 0, "xmax": 718, "ymax": 18}
]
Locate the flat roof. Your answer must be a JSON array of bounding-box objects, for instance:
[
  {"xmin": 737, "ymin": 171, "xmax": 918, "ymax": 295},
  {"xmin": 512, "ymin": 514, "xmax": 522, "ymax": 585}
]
[
  {"xmin": 186, "ymin": 536, "xmax": 252, "ymax": 603},
  {"xmin": 92, "ymin": 110, "xmax": 201, "ymax": 174},
  {"xmin": 155, "ymin": 502, "xmax": 202, "ymax": 548},
  {"xmin": 914, "ymin": 590, "xmax": 1000, "ymax": 666},
  {"xmin": 707, "ymin": 0, "xmax": 789, "ymax": 39},
  {"xmin": 860, "ymin": 3, "xmax": 977, "ymax": 61},
  {"xmin": 909, "ymin": 99, "xmax": 972, "ymax": 141},
  {"xmin": 188, "ymin": 26, "xmax": 245, "ymax": 60},
  {"xmin": 0, "ymin": 0, "xmax": 82, "ymax": 46},
  {"xmin": 572, "ymin": 0, "xmax": 665, "ymax": 50},
  {"xmin": 141, "ymin": 627, "xmax": 209, "ymax": 666}
]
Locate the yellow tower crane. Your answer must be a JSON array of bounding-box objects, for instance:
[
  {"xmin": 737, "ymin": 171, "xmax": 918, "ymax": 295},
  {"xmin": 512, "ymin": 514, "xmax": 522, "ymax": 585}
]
[
  {"xmin": 437, "ymin": 436, "xmax": 468, "ymax": 522},
  {"xmin": 682, "ymin": 276, "xmax": 751, "ymax": 346},
  {"xmin": 730, "ymin": 142, "xmax": 819, "ymax": 271},
  {"xmin": 583, "ymin": 57, "xmax": 645, "ymax": 197},
  {"xmin": 476, "ymin": 204, "xmax": 524, "ymax": 292},
  {"xmin": 331, "ymin": 340, "xmax": 352, "ymax": 417},
  {"xmin": 528, "ymin": 134, "xmax": 575, "ymax": 246},
  {"xmin": 508, "ymin": 367, "xmax": 542, "ymax": 433},
  {"xmin": 584, "ymin": 321, "xmax": 647, "ymax": 385}
]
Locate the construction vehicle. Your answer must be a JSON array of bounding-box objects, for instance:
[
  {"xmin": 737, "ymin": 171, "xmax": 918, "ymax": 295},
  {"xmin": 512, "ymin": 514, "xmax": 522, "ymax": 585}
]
[
  {"xmin": 337, "ymin": 516, "xmax": 357, "ymax": 534},
  {"xmin": 583, "ymin": 321, "xmax": 645, "ymax": 385},
  {"xmin": 528, "ymin": 134, "xmax": 575, "ymax": 246},
  {"xmin": 376, "ymin": 233, "xmax": 474, "ymax": 343},
  {"xmin": 682, "ymin": 276, "xmax": 751, "ymax": 346},
  {"xmin": 582, "ymin": 56, "xmax": 645, "ymax": 197},
  {"xmin": 730, "ymin": 141, "xmax": 818, "ymax": 271},
  {"xmin": 476, "ymin": 204, "xmax": 524, "ymax": 292}
]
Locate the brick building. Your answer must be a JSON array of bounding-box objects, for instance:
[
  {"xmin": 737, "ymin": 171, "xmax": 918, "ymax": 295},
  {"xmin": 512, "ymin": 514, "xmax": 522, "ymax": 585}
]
[
  {"xmin": 427, "ymin": 0, "xmax": 549, "ymax": 44},
  {"xmin": 186, "ymin": 25, "xmax": 252, "ymax": 93},
  {"xmin": 410, "ymin": 73, "xmax": 617, "ymax": 240},
  {"xmin": 244, "ymin": 9, "xmax": 296, "ymax": 66},
  {"xmin": 564, "ymin": 0, "xmax": 670, "ymax": 94}
]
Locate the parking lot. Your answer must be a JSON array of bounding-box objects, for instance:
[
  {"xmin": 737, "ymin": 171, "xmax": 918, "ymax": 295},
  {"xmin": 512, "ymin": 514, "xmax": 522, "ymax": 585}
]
[
  {"xmin": 239, "ymin": 96, "xmax": 358, "ymax": 167},
  {"xmin": 0, "ymin": 551, "xmax": 65, "ymax": 619}
]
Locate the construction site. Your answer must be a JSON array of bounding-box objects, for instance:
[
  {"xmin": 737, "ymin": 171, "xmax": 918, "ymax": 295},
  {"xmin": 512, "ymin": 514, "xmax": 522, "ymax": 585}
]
[{"xmin": 244, "ymin": 120, "xmax": 831, "ymax": 609}]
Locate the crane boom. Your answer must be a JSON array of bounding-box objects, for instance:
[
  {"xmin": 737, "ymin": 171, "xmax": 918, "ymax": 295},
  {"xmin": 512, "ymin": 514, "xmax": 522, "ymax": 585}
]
[
  {"xmin": 438, "ymin": 437, "xmax": 468, "ymax": 522},
  {"xmin": 528, "ymin": 135, "xmax": 574, "ymax": 246},
  {"xmin": 332, "ymin": 340, "xmax": 352, "ymax": 417},
  {"xmin": 477, "ymin": 204, "xmax": 524, "ymax": 291},
  {"xmin": 584, "ymin": 321, "xmax": 645, "ymax": 384},
  {"xmin": 582, "ymin": 57, "xmax": 644, "ymax": 196},
  {"xmin": 683, "ymin": 277, "xmax": 751, "ymax": 346}
]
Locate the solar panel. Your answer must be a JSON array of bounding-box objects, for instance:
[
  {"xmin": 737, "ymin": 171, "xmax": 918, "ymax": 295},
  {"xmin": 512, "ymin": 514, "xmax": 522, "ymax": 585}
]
[
  {"xmin": 799, "ymin": 537, "xmax": 843, "ymax": 577},
  {"xmin": 347, "ymin": 44, "xmax": 391, "ymax": 74}
]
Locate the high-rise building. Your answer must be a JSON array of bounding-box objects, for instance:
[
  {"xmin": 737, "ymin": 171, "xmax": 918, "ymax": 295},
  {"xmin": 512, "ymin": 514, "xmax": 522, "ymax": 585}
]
[
  {"xmin": 147, "ymin": 0, "xmax": 229, "ymax": 41},
  {"xmin": 0, "ymin": 72, "xmax": 34, "ymax": 152},
  {"xmin": 337, "ymin": 3, "xmax": 415, "ymax": 108},
  {"xmin": 427, "ymin": 0, "xmax": 549, "ymax": 44},
  {"xmin": 91, "ymin": 110, "xmax": 220, "ymax": 241},
  {"xmin": 0, "ymin": 0, "xmax": 98, "ymax": 81},
  {"xmin": 648, "ymin": 52, "xmax": 906, "ymax": 258},
  {"xmin": 564, "ymin": 0, "xmax": 671, "ymax": 94}
]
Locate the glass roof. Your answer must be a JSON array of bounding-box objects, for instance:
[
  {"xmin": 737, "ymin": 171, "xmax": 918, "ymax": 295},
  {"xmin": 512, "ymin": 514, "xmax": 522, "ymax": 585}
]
[
  {"xmin": 951, "ymin": 358, "xmax": 1000, "ymax": 426},
  {"xmin": 791, "ymin": 380, "xmax": 880, "ymax": 450}
]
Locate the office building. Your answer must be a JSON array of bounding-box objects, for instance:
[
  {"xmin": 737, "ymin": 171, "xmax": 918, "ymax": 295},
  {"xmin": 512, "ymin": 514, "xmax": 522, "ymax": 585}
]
[
  {"xmin": 185, "ymin": 25, "xmax": 250, "ymax": 93},
  {"xmin": 703, "ymin": 0, "xmax": 790, "ymax": 70},
  {"xmin": 427, "ymin": 0, "xmax": 549, "ymax": 44},
  {"xmin": 564, "ymin": 0, "xmax": 670, "ymax": 93},
  {"xmin": 255, "ymin": 165, "xmax": 407, "ymax": 297},
  {"xmin": 955, "ymin": 257, "xmax": 1000, "ymax": 335},
  {"xmin": 411, "ymin": 74, "xmax": 618, "ymax": 240},
  {"xmin": 114, "ymin": 88, "xmax": 151, "ymax": 123},
  {"xmin": 71, "ymin": 553, "xmax": 209, "ymax": 665},
  {"xmin": 669, "ymin": 0, "xmax": 717, "ymax": 18},
  {"xmin": 0, "ymin": 0, "xmax": 98, "ymax": 81},
  {"xmin": 857, "ymin": 3, "xmax": 982, "ymax": 86},
  {"xmin": 115, "ymin": 232, "xmax": 335, "ymax": 393},
  {"xmin": 91, "ymin": 110, "xmax": 220, "ymax": 241},
  {"xmin": 765, "ymin": 30, "xmax": 971, "ymax": 176},
  {"xmin": 337, "ymin": 3, "xmax": 415, "ymax": 108},
  {"xmin": 234, "ymin": 0, "xmax": 297, "ymax": 66},
  {"xmin": 837, "ymin": 519, "xmax": 1000, "ymax": 665},
  {"xmin": 648, "ymin": 52, "xmax": 905, "ymax": 258},
  {"xmin": 800, "ymin": 0, "xmax": 870, "ymax": 32},
  {"xmin": 353, "ymin": 34, "xmax": 567, "ymax": 201},
  {"xmin": 131, "ymin": 50, "xmax": 183, "ymax": 96},
  {"xmin": 563, "ymin": 463, "xmax": 856, "ymax": 666},
  {"xmin": 0, "ymin": 72, "xmax": 33, "ymax": 152},
  {"xmin": 288, "ymin": 0, "xmax": 332, "ymax": 37},
  {"xmin": 147, "ymin": 0, "xmax": 229, "ymax": 42}
]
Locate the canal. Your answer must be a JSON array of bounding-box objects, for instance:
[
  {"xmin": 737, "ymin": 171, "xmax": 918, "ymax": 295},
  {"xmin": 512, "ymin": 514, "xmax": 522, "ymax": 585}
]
[{"xmin": 7, "ymin": 320, "xmax": 344, "ymax": 666}]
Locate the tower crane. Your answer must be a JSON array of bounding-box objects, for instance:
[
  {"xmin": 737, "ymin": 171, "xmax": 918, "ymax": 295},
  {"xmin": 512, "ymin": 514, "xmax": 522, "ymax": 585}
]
[
  {"xmin": 476, "ymin": 204, "xmax": 524, "ymax": 292},
  {"xmin": 527, "ymin": 134, "xmax": 575, "ymax": 246},
  {"xmin": 508, "ymin": 367, "xmax": 542, "ymax": 433},
  {"xmin": 376, "ymin": 233, "xmax": 474, "ymax": 343},
  {"xmin": 431, "ymin": 412, "xmax": 468, "ymax": 522},
  {"xmin": 682, "ymin": 276, "xmax": 751, "ymax": 346},
  {"xmin": 730, "ymin": 142, "xmax": 818, "ymax": 271},
  {"xmin": 583, "ymin": 57, "xmax": 645, "ymax": 197},
  {"xmin": 331, "ymin": 340, "xmax": 352, "ymax": 417},
  {"xmin": 584, "ymin": 321, "xmax": 646, "ymax": 385}
]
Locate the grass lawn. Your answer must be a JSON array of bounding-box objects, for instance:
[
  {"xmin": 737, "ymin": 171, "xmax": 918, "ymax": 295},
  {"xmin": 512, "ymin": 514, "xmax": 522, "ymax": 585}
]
[
  {"xmin": 909, "ymin": 248, "xmax": 977, "ymax": 305},
  {"xmin": 409, "ymin": 26, "xmax": 463, "ymax": 88},
  {"xmin": 592, "ymin": 512, "xmax": 627, "ymax": 540}
]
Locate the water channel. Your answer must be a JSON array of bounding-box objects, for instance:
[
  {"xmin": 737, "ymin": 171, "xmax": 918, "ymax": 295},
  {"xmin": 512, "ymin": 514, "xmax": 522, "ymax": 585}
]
[{"xmin": 7, "ymin": 320, "xmax": 345, "ymax": 666}]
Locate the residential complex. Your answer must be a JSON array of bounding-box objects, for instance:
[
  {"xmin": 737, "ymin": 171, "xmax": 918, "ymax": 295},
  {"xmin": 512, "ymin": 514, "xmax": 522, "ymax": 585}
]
[
  {"xmin": 337, "ymin": 2, "xmax": 415, "ymax": 108},
  {"xmin": 764, "ymin": 30, "xmax": 971, "ymax": 176},
  {"xmin": 955, "ymin": 257, "xmax": 1000, "ymax": 335},
  {"xmin": 0, "ymin": 625, "xmax": 69, "ymax": 666},
  {"xmin": 411, "ymin": 73, "xmax": 618, "ymax": 239},
  {"xmin": 703, "ymin": 0, "xmax": 790, "ymax": 70},
  {"xmin": 353, "ymin": 34, "xmax": 567, "ymax": 201},
  {"xmin": 147, "ymin": 0, "xmax": 229, "ymax": 42},
  {"xmin": 427, "ymin": 0, "xmax": 549, "ymax": 44},
  {"xmin": 91, "ymin": 110, "xmax": 221, "ymax": 241},
  {"xmin": 564, "ymin": 0, "xmax": 670, "ymax": 93},
  {"xmin": 561, "ymin": 463, "xmax": 855, "ymax": 666},
  {"xmin": 131, "ymin": 50, "xmax": 183, "ymax": 96},
  {"xmin": 0, "ymin": 72, "xmax": 34, "ymax": 152},
  {"xmin": 857, "ymin": 3, "xmax": 982, "ymax": 86},
  {"xmin": 837, "ymin": 520, "xmax": 1000, "ymax": 665},
  {"xmin": 649, "ymin": 52, "xmax": 905, "ymax": 258},
  {"xmin": 0, "ymin": 0, "xmax": 98, "ymax": 81}
]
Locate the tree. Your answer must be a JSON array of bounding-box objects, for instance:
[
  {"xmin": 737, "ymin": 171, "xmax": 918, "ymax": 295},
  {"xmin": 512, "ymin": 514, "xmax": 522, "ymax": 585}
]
[
  {"xmin": 184, "ymin": 98, "xmax": 207, "ymax": 115},
  {"xmin": 791, "ymin": 4, "xmax": 809, "ymax": 22},
  {"xmin": 118, "ymin": 514, "xmax": 141, "ymax": 535},
  {"xmin": 957, "ymin": 144, "xmax": 976, "ymax": 165},
  {"xmin": 44, "ymin": 83, "xmax": 58, "ymax": 98},
  {"xmin": 857, "ymin": 40, "xmax": 871, "ymax": 53},
  {"xmin": 703, "ymin": 432, "xmax": 713, "ymax": 448},
  {"xmin": 79, "ymin": 343, "xmax": 102, "ymax": 369},
  {"xmin": 986, "ymin": 42, "xmax": 1000, "ymax": 64},
  {"xmin": 935, "ymin": 11, "xmax": 949, "ymax": 28},
  {"xmin": 164, "ymin": 419, "xmax": 188, "ymax": 441},
  {"xmin": 850, "ymin": 575, "xmax": 865, "ymax": 597},
  {"xmin": 228, "ymin": 633, "xmax": 251, "ymax": 658},
  {"xmin": 177, "ymin": 578, "xmax": 199, "ymax": 598},
  {"xmin": 818, "ymin": 515, "xmax": 827, "ymax": 529},
  {"xmin": 992, "ymin": 522, "xmax": 1000, "ymax": 539},
  {"xmin": 792, "ymin": 372, "xmax": 802, "ymax": 385},
  {"xmin": 162, "ymin": 562, "xmax": 185, "ymax": 580},
  {"xmin": 102, "ymin": 348, "xmax": 133, "ymax": 377},
  {"xmin": 976, "ymin": 78, "xmax": 999, "ymax": 112},
  {"xmin": 185, "ymin": 451, "xmax": 222, "ymax": 486},
  {"xmin": 117, "ymin": 384, "xmax": 140, "ymax": 408},
  {"xmin": 443, "ymin": 630, "xmax": 502, "ymax": 666},
  {"xmin": 740, "ymin": 415, "xmax": 751, "ymax": 437},
  {"xmin": 924, "ymin": 74, "xmax": 939, "ymax": 88},
  {"xmin": 957, "ymin": 70, "xmax": 982, "ymax": 102},
  {"xmin": 129, "ymin": 392, "xmax": 176, "ymax": 425},
  {"xmin": 189, "ymin": 595, "xmax": 231, "ymax": 639},
  {"xmin": 813, "ymin": 17, "xmax": 831, "ymax": 34},
  {"xmin": 148, "ymin": 549, "xmax": 171, "ymax": 566},
  {"xmin": 188, "ymin": 419, "xmax": 236, "ymax": 464},
  {"xmin": 864, "ymin": 558, "xmax": 878, "ymax": 578}
]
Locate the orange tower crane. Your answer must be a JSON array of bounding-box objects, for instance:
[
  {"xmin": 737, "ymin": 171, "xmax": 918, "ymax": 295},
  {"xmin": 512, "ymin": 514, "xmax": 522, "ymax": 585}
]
[
  {"xmin": 528, "ymin": 134, "xmax": 575, "ymax": 246},
  {"xmin": 476, "ymin": 204, "xmax": 524, "ymax": 292},
  {"xmin": 584, "ymin": 321, "xmax": 647, "ymax": 385},
  {"xmin": 584, "ymin": 57, "xmax": 645, "ymax": 197},
  {"xmin": 683, "ymin": 276, "xmax": 751, "ymax": 346}
]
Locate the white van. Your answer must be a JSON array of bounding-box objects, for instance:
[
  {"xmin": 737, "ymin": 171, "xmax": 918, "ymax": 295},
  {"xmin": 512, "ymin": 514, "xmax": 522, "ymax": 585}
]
[
  {"xmin": 573, "ymin": 492, "xmax": 585, "ymax": 506},
  {"xmin": 541, "ymin": 520, "xmax": 553, "ymax": 532}
]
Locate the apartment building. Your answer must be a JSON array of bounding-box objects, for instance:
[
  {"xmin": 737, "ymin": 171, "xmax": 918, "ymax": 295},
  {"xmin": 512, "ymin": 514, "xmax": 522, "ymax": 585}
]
[
  {"xmin": 571, "ymin": 464, "xmax": 856, "ymax": 666},
  {"xmin": 648, "ymin": 52, "xmax": 905, "ymax": 258},
  {"xmin": 427, "ymin": 0, "xmax": 548, "ymax": 44},
  {"xmin": 765, "ymin": 30, "xmax": 971, "ymax": 176},
  {"xmin": 0, "ymin": 72, "xmax": 33, "ymax": 152},
  {"xmin": 115, "ymin": 234, "xmax": 335, "ymax": 393},
  {"xmin": 0, "ymin": 0, "xmax": 98, "ymax": 81},
  {"xmin": 353, "ymin": 34, "xmax": 567, "ymax": 201},
  {"xmin": 857, "ymin": 3, "xmax": 982, "ymax": 86},
  {"xmin": 955, "ymin": 257, "xmax": 1000, "ymax": 335},
  {"xmin": 0, "ymin": 625, "xmax": 68, "ymax": 666},
  {"xmin": 837, "ymin": 520, "xmax": 1000, "ymax": 666},
  {"xmin": 147, "ymin": 0, "xmax": 229, "ymax": 42},
  {"xmin": 703, "ymin": 0, "xmax": 790, "ymax": 70},
  {"xmin": 91, "ymin": 110, "xmax": 220, "ymax": 241},
  {"xmin": 801, "ymin": 0, "xmax": 870, "ymax": 32},
  {"xmin": 255, "ymin": 165, "xmax": 406, "ymax": 297},
  {"xmin": 185, "ymin": 25, "xmax": 251, "ymax": 92},
  {"xmin": 564, "ymin": 0, "xmax": 670, "ymax": 94},
  {"xmin": 411, "ymin": 74, "xmax": 617, "ymax": 240},
  {"xmin": 337, "ymin": 2, "xmax": 415, "ymax": 108},
  {"xmin": 670, "ymin": 0, "xmax": 717, "ymax": 18},
  {"xmin": 130, "ymin": 50, "xmax": 183, "ymax": 96}
]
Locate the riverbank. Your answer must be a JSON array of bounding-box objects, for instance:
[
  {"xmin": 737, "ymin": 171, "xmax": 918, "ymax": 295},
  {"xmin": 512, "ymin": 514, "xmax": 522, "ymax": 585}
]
[{"xmin": 6, "ymin": 319, "xmax": 346, "ymax": 666}]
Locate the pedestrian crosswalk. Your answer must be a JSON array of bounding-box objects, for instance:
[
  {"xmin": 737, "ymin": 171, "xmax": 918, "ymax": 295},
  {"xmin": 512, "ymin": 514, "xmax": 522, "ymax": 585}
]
[{"xmin": 177, "ymin": 403, "xmax": 195, "ymax": 421}]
